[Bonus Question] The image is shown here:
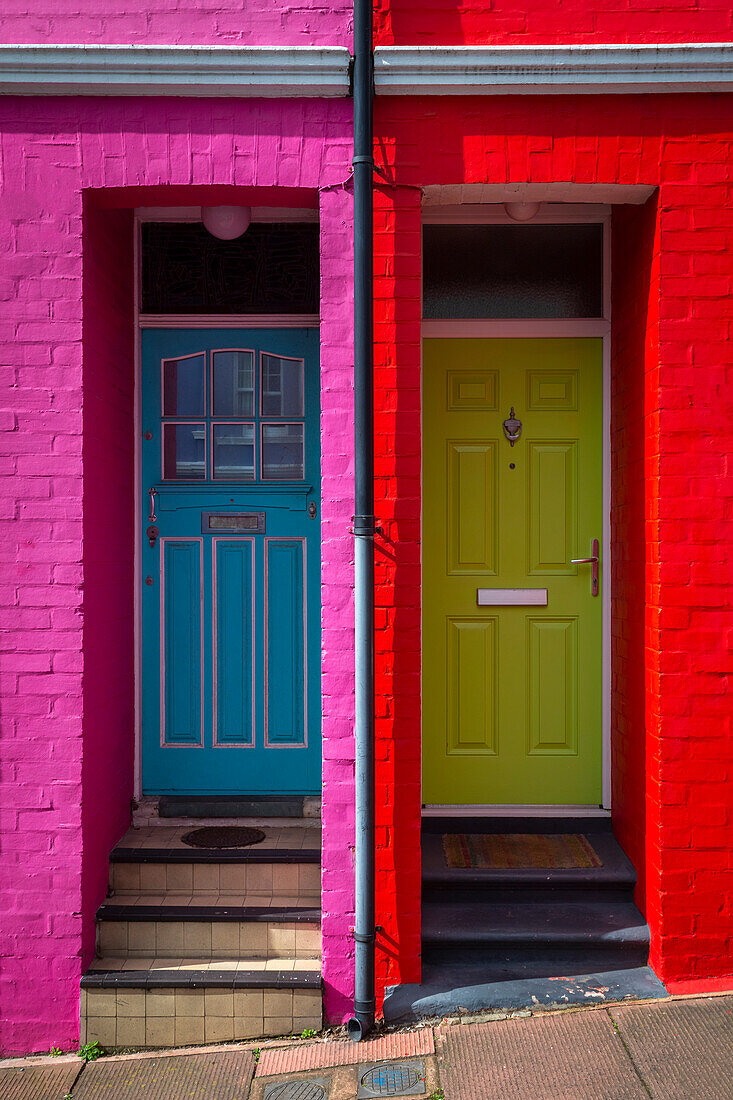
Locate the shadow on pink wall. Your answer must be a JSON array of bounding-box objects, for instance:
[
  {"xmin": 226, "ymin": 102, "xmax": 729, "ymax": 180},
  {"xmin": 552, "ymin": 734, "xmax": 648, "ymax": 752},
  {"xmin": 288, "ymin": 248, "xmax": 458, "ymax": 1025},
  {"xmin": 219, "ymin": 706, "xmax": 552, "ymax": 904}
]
[{"xmin": 81, "ymin": 201, "xmax": 136, "ymax": 965}]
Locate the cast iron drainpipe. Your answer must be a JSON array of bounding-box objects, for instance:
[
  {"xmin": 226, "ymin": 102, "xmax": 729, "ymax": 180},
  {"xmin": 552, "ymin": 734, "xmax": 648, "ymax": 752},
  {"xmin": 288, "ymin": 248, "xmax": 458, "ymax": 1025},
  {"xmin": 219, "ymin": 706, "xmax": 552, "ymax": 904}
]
[{"xmin": 346, "ymin": 0, "xmax": 376, "ymax": 1044}]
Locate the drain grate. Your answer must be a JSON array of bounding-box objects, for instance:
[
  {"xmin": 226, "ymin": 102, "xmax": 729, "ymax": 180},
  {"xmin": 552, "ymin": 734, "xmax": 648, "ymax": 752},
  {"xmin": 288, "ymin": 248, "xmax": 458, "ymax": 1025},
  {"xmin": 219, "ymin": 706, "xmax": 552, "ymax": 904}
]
[
  {"xmin": 357, "ymin": 1061, "xmax": 426, "ymax": 1098},
  {"xmin": 264, "ymin": 1079, "xmax": 328, "ymax": 1100}
]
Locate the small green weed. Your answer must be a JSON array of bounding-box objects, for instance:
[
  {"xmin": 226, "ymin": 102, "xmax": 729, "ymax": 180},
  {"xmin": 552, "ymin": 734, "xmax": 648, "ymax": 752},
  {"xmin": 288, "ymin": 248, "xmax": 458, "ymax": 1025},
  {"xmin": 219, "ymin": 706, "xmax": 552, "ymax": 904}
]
[
  {"xmin": 428, "ymin": 1090, "xmax": 445, "ymax": 1100},
  {"xmin": 300, "ymin": 1028, "xmax": 316, "ymax": 1039},
  {"xmin": 77, "ymin": 1040, "xmax": 104, "ymax": 1062},
  {"xmin": 49, "ymin": 1047, "xmax": 62, "ymax": 1057},
  {"xmin": 253, "ymin": 1048, "xmax": 260, "ymax": 1063}
]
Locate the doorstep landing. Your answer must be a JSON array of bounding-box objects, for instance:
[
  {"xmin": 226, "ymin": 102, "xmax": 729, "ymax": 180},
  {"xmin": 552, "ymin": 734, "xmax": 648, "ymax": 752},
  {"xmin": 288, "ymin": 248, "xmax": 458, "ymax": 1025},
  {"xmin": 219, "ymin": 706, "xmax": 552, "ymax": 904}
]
[{"xmin": 383, "ymin": 964, "xmax": 668, "ymax": 1022}]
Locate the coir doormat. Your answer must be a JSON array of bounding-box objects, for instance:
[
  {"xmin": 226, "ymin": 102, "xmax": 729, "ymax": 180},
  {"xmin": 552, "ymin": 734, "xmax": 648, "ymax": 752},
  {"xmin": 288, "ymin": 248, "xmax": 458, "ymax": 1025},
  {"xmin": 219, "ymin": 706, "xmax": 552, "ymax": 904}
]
[
  {"xmin": 182, "ymin": 826, "xmax": 266, "ymax": 849},
  {"xmin": 442, "ymin": 833, "xmax": 603, "ymax": 869}
]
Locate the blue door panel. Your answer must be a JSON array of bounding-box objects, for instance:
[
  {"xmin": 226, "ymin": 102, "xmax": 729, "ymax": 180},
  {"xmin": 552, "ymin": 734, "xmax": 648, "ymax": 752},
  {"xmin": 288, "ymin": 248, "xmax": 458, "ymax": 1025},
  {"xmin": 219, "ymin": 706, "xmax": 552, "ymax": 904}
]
[
  {"xmin": 266, "ymin": 539, "xmax": 305, "ymax": 747},
  {"xmin": 215, "ymin": 540, "xmax": 254, "ymax": 746},
  {"xmin": 141, "ymin": 328, "xmax": 321, "ymax": 795},
  {"xmin": 163, "ymin": 540, "xmax": 202, "ymax": 746}
]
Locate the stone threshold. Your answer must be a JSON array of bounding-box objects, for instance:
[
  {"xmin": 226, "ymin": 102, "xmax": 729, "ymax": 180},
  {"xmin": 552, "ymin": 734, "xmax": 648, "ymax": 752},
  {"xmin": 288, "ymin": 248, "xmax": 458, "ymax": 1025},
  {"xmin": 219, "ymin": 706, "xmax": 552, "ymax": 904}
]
[
  {"xmin": 111, "ymin": 847, "xmax": 321, "ymax": 863},
  {"xmin": 82, "ymin": 969, "xmax": 321, "ymax": 989}
]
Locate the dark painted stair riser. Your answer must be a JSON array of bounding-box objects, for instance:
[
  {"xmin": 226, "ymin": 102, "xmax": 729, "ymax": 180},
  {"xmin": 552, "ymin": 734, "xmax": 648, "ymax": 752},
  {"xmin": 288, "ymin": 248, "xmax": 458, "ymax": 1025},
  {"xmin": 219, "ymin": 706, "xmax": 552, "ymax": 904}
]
[
  {"xmin": 422, "ymin": 900, "xmax": 649, "ymax": 969},
  {"xmin": 158, "ymin": 796, "xmax": 310, "ymax": 819}
]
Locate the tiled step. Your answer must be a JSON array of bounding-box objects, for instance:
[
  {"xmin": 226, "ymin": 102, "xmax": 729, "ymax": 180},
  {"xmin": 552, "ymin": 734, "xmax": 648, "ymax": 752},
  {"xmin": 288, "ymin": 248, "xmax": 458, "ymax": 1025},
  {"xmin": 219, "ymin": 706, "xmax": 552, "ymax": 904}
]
[
  {"xmin": 110, "ymin": 850, "xmax": 320, "ymax": 898},
  {"xmin": 81, "ymin": 959, "xmax": 321, "ymax": 1048},
  {"xmin": 96, "ymin": 901, "xmax": 321, "ymax": 959}
]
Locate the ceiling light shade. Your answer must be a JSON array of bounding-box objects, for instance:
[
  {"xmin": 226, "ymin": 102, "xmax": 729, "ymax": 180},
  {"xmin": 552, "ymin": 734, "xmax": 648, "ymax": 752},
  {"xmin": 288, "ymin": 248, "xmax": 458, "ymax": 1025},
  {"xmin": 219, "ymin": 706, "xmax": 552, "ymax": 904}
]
[
  {"xmin": 202, "ymin": 205, "xmax": 251, "ymax": 240},
  {"xmin": 504, "ymin": 201, "xmax": 541, "ymax": 222}
]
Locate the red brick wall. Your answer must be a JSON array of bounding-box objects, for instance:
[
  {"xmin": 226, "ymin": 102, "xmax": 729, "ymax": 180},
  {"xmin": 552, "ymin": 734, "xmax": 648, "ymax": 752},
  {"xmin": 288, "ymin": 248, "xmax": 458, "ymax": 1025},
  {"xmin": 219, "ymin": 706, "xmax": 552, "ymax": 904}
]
[
  {"xmin": 372, "ymin": 93, "xmax": 733, "ymax": 1001},
  {"xmin": 610, "ymin": 196, "xmax": 661, "ymax": 923},
  {"xmin": 375, "ymin": 0, "xmax": 733, "ymax": 45},
  {"xmin": 374, "ymin": 184, "xmax": 424, "ymax": 1002}
]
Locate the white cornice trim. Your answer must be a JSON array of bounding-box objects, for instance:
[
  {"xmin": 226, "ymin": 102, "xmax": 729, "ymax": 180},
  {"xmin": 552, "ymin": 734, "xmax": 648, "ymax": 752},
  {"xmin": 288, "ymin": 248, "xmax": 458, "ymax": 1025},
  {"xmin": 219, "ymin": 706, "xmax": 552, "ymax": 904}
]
[
  {"xmin": 0, "ymin": 44, "xmax": 351, "ymax": 97},
  {"xmin": 374, "ymin": 43, "xmax": 733, "ymax": 94}
]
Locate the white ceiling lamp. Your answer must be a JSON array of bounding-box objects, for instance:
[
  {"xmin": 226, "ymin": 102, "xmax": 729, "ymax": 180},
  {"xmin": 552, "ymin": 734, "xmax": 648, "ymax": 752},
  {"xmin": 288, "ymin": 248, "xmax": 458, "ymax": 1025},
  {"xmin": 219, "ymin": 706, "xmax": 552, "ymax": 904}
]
[
  {"xmin": 202, "ymin": 205, "xmax": 252, "ymax": 240},
  {"xmin": 504, "ymin": 201, "xmax": 541, "ymax": 222}
]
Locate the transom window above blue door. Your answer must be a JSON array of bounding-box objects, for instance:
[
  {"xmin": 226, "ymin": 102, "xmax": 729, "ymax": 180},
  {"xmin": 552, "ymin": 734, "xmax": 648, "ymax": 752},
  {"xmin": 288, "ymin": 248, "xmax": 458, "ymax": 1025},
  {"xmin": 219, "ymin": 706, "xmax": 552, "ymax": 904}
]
[{"xmin": 161, "ymin": 349, "xmax": 306, "ymax": 482}]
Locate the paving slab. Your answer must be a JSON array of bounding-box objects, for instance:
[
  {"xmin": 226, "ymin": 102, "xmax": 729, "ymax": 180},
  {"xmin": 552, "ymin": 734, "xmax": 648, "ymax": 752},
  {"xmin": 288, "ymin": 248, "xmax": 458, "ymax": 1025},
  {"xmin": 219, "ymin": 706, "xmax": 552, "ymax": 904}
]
[
  {"xmin": 610, "ymin": 995, "xmax": 733, "ymax": 1099},
  {"xmin": 72, "ymin": 1048, "xmax": 255, "ymax": 1099},
  {"xmin": 255, "ymin": 1030, "xmax": 434, "ymax": 1076},
  {"xmin": 437, "ymin": 1009, "xmax": 648, "ymax": 1099},
  {"xmin": 0, "ymin": 1061, "xmax": 82, "ymax": 1100}
]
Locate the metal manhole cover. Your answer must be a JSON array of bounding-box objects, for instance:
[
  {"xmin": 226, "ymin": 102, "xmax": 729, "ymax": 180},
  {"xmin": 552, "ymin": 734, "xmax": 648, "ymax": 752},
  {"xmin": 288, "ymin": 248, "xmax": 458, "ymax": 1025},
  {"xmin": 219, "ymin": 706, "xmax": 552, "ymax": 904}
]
[
  {"xmin": 181, "ymin": 826, "xmax": 266, "ymax": 848},
  {"xmin": 264, "ymin": 1079, "xmax": 328, "ymax": 1100},
  {"xmin": 357, "ymin": 1061, "xmax": 425, "ymax": 1098}
]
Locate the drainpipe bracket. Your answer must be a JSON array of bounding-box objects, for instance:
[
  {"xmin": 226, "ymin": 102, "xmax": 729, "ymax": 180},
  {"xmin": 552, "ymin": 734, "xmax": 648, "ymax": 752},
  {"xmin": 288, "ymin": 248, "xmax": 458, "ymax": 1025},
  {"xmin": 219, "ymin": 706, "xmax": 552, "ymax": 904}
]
[
  {"xmin": 353, "ymin": 929, "xmax": 376, "ymax": 945},
  {"xmin": 352, "ymin": 513, "xmax": 377, "ymax": 536}
]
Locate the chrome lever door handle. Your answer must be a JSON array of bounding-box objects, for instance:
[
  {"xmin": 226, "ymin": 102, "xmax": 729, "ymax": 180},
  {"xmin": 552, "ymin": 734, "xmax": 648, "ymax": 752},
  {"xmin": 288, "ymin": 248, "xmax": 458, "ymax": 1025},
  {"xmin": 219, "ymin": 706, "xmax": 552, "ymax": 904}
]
[
  {"xmin": 571, "ymin": 538, "xmax": 599, "ymax": 597},
  {"xmin": 148, "ymin": 486, "xmax": 157, "ymax": 523}
]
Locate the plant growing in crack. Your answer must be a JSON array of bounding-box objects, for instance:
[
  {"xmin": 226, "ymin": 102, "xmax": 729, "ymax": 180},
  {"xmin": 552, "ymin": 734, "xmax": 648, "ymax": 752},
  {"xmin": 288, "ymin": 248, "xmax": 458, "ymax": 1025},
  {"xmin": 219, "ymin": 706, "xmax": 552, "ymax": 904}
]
[{"xmin": 77, "ymin": 1041, "xmax": 104, "ymax": 1061}]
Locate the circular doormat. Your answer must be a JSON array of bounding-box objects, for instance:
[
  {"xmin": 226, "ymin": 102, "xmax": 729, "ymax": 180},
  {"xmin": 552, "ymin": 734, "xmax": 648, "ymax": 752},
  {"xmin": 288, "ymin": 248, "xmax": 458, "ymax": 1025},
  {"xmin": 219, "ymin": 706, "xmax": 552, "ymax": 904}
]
[{"xmin": 181, "ymin": 826, "xmax": 267, "ymax": 849}]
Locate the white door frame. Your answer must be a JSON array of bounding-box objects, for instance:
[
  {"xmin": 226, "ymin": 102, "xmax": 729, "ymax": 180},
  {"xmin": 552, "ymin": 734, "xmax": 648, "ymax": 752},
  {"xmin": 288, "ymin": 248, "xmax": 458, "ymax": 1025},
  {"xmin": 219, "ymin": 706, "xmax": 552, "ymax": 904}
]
[
  {"xmin": 420, "ymin": 208, "xmax": 612, "ymax": 814},
  {"xmin": 132, "ymin": 211, "xmax": 320, "ymax": 800}
]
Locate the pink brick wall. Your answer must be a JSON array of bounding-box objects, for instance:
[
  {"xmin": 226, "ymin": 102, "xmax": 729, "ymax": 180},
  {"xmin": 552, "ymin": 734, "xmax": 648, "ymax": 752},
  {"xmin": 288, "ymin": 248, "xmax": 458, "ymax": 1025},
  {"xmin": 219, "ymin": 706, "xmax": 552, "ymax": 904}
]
[
  {"xmin": 0, "ymin": 96, "xmax": 355, "ymax": 1054},
  {"xmin": 0, "ymin": 1, "xmax": 352, "ymax": 46}
]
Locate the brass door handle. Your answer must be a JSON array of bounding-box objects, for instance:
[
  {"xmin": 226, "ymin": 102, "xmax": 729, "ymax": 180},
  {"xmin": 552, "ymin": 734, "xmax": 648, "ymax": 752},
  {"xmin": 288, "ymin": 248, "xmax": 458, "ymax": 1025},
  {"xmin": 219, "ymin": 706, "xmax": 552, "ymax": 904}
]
[{"xmin": 571, "ymin": 538, "xmax": 599, "ymax": 596}]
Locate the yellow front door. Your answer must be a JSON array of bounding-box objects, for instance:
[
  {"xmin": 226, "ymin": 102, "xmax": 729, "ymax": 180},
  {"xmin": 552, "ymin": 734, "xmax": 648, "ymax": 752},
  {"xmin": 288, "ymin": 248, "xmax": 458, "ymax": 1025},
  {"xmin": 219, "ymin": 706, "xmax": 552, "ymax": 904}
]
[{"xmin": 422, "ymin": 338, "xmax": 603, "ymax": 805}]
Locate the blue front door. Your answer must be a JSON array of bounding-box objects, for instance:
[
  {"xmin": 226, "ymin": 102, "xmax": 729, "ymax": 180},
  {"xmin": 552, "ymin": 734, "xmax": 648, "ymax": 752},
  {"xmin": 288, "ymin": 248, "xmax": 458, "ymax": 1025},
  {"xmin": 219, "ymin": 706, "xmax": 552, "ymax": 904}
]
[{"xmin": 141, "ymin": 328, "xmax": 321, "ymax": 795}]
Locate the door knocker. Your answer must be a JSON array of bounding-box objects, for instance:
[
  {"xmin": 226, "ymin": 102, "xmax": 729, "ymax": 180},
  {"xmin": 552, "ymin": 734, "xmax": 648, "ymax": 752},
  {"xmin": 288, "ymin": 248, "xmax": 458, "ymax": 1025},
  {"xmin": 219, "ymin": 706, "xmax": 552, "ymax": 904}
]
[{"xmin": 503, "ymin": 407, "xmax": 522, "ymax": 446}]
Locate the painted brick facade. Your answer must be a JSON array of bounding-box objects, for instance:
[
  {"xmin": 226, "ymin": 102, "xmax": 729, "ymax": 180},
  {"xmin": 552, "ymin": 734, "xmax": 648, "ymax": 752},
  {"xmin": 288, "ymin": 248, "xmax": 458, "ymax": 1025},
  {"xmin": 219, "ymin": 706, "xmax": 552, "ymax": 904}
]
[
  {"xmin": 372, "ymin": 93, "xmax": 733, "ymax": 1001},
  {"xmin": 0, "ymin": 2, "xmax": 351, "ymax": 46},
  {"xmin": 374, "ymin": 0, "xmax": 733, "ymax": 45},
  {"xmin": 0, "ymin": 97, "xmax": 355, "ymax": 1054}
]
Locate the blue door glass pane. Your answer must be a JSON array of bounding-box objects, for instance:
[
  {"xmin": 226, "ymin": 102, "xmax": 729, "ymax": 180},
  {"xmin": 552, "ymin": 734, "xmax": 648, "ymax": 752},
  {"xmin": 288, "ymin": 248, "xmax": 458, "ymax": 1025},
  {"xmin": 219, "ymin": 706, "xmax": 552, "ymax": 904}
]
[
  {"xmin": 213, "ymin": 423, "xmax": 255, "ymax": 480},
  {"xmin": 261, "ymin": 355, "xmax": 304, "ymax": 416},
  {"xmin": 262, "ymin": 423, "xmax": 304, "ymax": 480},
  {"xmin": 163, "ymin": 423, "xmax": 206, "ymax": 480},
  {"xmin": 213, "ymin": 350, "xmax": 255, "ymax": 417},
  {"xmin": 163, "ymin": 354, "xmax": 205, "ymax": 416}
]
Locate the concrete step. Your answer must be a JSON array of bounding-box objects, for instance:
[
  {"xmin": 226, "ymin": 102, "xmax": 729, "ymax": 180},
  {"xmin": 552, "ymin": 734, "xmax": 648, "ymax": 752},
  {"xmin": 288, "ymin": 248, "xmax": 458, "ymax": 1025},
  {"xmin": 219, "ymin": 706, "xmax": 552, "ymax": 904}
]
[
  {"xmin": 81, "ymin": 958, "xmax": 321, "ymax": 1048},
  {"xmin": 422, "ymin": 827, "xmax": 636, "ymax": 904},
  {"xmin": 96, "ymin": 900, "xmax": 321, "ymax": 960},
  {"xmin": 422, "ymin": 899, "xmax": 649, "ymax": 964}
]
